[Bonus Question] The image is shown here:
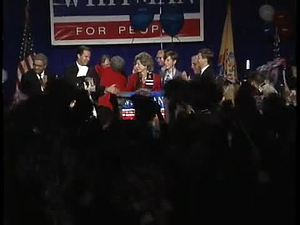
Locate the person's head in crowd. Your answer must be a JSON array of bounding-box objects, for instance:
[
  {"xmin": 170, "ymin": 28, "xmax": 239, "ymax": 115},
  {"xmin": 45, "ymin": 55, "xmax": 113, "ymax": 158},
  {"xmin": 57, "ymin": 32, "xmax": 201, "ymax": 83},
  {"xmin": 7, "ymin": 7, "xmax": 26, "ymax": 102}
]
[
  {"xmin": 235, "ymin": 80, "xmax": 260, "ymax": 116},
  {"xmin": 249, "ymin": 71, "xmax": 265, "ymax": 89},
  {"xmin": 76, "ymin": 45, "xmax": 91, "ymax": 66},
  {"xmin": 134, "ymin": 52, "xmax": 154, "ymax": 75},
  {"xmin": 111, "ymin": 55, "xmax": 125, "ymax": 74},
  {"xmin": 33, "ymin": 53, "xmax": 48, "ymax": 75},
  {"xmin": 99, "ymin": 55, "xmax": 111, "ymax": 68},
  {"xmin": 189, "ymin": 79, "xmax": 223, "ymax": 111},
  {"xmin": 197, "ymin": 48, "xmax": 214, "ymax": 69},
  {"xmin": 191, "ymin": 55, "xmax": 201, "ymax": 75},
  {"xmin": 164, "ymin": 51, "xmax": 178, "ymax": 71},
  {"xmin": 156, "ymin": 49, "xmax": 167, "ymax": 67},
  {"xmin": 164, "ymin": 78, "xmax": 191, "ymax": 107},
  {"xmin": 131, "ymin": 94, "xmax": 157, "ymax": 123},
  {"xmin": 164, "ymin": 79, "xmax": 192, "ymax": 121}
]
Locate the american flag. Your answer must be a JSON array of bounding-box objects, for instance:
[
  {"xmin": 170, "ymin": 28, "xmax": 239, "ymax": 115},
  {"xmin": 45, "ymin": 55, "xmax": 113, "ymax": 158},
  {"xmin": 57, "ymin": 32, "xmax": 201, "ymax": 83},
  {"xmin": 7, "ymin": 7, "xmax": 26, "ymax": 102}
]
[
  {"xmin": 12, "ymin": 0, "xmax": 35, "ymax": 106},
  {"xmin": 17, "ymin": 0, "xmax": 35, "ymax": 82}
]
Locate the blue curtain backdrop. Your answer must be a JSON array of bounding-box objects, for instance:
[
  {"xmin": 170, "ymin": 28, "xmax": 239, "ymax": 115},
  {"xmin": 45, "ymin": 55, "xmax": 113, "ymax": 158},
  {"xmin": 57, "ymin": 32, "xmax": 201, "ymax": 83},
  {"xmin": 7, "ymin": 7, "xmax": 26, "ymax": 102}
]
[{"xmin": 3, "ymin": 0, "xmax": 296, "ymax": 103}]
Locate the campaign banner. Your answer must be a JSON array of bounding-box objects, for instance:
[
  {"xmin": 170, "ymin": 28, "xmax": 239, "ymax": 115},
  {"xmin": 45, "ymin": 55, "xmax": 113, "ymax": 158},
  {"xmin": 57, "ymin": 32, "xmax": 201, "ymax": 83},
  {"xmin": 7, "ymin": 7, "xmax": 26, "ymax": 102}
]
[
  {"xmin": 117, "ymin": 91, "xmax": 165, "ymax": 120},
  {"xmin": 50, "ymin": 0, "xmax": 204, "ymax": 45}
]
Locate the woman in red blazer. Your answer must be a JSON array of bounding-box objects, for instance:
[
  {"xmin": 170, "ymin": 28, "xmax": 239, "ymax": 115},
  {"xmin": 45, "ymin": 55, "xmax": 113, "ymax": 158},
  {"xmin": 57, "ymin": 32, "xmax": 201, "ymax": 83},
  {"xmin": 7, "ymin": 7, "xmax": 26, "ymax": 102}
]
[
  {"xmin": 95, "ymin": 55, "xmax": 127, "ymax": 109},
  {"xmin": 126, "ymin": 52, "xmax": 162, "ymax": 92}
]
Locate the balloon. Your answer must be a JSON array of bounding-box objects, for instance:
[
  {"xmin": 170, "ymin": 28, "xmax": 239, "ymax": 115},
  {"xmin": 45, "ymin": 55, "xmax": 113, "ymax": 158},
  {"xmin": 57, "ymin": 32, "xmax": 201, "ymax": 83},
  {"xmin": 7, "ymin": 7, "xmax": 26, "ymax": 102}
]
[
  {"xmin": 160, "ymin": 6, "xmax": 184, "ymax": 37},
  {"xmin": 130, "ymin": 2, "xmax": 154, "ymax": 31},
  {"xmin": 259, "ymin": 4, "xmax": 275, "ymax": 22}
]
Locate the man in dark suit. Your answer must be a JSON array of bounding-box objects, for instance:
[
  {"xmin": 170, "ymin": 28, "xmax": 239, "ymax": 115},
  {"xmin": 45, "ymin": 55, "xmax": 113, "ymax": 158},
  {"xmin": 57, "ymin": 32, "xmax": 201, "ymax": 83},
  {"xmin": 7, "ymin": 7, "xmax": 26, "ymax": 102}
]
[
  {"xmin": 193, "ymin": 48, "xmax": 216, "ymax": 83},
  {"xmin": 161, "ymin": 51, "xmax": 183, "ymax": 87},
  {"xmin": 19, "ymin": 53, "xmax": 56, "ymax": 98},
  {"xmin": 63, "ymin": 45, "xmax": 118, "ymax": 102}
]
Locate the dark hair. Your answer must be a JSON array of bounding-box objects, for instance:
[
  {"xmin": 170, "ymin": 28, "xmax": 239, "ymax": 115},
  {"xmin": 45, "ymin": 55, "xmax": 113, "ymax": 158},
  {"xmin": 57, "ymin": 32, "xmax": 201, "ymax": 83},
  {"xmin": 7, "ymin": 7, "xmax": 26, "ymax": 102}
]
[
  {"xmin": 165, "ymin": 51, "xmax": 179, "ymax": 61},
  {"xmin": 189, "ymin": 79, "xmax": 223, "ymax": 110},
  {"xmin": 131, "ymin": 94, "xmax": 157, "ymax": 122},
  {"xmin": 199, "ymin": 48, "xmax": 214, "ymax": 64},
  {"xmin": 76, "ymin": 45, "xmax": 91, "ymax": 56},
  {"xmin": 249, "ymin": 71, "xmax": 265, "ymax": 85},
  {"xmin": 163, "ymin": 79, "xmax": 191, "ymax": 106},
  {"xmin": 99, "ymin": 55, "xmax": 110, "ymax": 65}
]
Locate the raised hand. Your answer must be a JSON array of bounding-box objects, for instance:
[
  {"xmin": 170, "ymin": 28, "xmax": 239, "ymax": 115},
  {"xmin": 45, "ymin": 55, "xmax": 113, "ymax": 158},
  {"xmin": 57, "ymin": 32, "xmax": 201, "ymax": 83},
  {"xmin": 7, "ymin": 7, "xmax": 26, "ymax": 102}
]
[{"xmin": 181, "ymin": 71, "xmax": 189, "ymax": 80}]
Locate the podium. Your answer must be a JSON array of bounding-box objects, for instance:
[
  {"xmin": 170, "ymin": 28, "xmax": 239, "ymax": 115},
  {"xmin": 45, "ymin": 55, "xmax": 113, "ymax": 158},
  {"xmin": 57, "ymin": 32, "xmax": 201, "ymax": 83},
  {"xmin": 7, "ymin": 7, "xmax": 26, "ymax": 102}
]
[{"xmin": 117, "ymin": 91, "xmax": 165, "ymax": 120}]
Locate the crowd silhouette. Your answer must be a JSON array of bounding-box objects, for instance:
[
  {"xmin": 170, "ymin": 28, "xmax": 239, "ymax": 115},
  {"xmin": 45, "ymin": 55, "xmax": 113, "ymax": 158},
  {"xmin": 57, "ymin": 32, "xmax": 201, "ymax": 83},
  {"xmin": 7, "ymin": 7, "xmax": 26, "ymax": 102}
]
[{"xmin": 4, "ymin": 68, "xmax": 296, "ymax": 225}]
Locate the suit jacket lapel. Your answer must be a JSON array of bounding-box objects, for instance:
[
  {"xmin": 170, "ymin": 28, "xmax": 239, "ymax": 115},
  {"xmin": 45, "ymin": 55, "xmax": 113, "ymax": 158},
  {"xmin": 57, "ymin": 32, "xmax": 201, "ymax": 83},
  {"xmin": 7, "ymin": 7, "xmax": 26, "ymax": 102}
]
[
  {"xmin": 74, "ymin": 63, "xmax": 80, "ymax": 77},
  {"xmin": 161, "ymin": 70, "xmax": 166, "ymax": 85}
]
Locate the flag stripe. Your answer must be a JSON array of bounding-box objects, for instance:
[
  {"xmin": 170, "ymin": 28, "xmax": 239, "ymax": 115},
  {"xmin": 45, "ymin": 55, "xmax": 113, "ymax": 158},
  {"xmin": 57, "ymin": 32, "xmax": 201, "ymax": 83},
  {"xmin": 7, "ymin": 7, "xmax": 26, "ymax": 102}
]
[
  {"xmin": 27, "ymin": 54, "xmax": 34, "ymax": 68},
  {"xmin": 17, "ymin": 0, "xmax": 35, "ymax": 81},
  {"xmin": 24, "ymin": 58, "xmax": 31, "ymax": 72},
  {"xmin": 12, "ymin": 0, "xmax": 35, "ymax": 106}
]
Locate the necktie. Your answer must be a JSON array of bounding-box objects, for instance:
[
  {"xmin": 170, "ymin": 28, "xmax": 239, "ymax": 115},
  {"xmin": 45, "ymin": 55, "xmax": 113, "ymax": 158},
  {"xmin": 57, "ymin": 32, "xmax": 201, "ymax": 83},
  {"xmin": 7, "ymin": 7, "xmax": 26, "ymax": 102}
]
[
  {"xmin": 39, "ymin": 75, "xmax": 43, "ymax": 85},
  {"xmin": 39, "ymin": 75, "xmax": 46, "ymax": 91}
]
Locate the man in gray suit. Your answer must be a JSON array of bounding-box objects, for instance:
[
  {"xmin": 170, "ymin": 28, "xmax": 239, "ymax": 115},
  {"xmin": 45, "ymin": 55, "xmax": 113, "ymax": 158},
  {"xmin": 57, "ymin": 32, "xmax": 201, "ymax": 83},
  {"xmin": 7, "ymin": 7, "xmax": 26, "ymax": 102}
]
[{"xmin": 161, "ymin": 50, "xmax": 182, "ymax": 87}]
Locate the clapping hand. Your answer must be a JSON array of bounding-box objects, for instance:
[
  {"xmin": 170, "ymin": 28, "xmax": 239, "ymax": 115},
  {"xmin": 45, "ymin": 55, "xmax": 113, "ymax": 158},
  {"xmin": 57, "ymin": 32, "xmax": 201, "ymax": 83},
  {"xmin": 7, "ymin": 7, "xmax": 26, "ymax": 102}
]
[
  {"xmin": 84, "ymin": 77, "xmax": 96, "ymax": 92},
  {"xmin": 181, "ymin": 71, "xmax": 190, "ymax": 81}
]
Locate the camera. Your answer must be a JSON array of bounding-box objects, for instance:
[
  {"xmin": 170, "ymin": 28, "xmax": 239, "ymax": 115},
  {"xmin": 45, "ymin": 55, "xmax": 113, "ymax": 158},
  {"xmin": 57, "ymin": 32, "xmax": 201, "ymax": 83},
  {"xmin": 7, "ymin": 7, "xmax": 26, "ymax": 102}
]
[{"xmin": 75, "ymin": 77, "xmax": 86, "ymax": 90}]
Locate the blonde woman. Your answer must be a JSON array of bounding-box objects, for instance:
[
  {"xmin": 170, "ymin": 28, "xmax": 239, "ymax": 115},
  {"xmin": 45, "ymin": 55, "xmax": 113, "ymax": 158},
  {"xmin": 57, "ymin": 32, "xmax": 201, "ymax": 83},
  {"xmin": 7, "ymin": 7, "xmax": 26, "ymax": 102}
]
[{"xmin": 126, "ymin": 52, "xmax": 162, "ymax": 92}]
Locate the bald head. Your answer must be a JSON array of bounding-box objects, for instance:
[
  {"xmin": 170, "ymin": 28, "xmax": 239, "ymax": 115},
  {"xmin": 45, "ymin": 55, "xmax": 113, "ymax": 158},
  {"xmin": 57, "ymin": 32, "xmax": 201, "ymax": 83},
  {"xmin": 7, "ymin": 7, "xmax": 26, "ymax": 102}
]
[{"xmin": 156, "ymin": 49, "xmax": 166, "ymax": 67}]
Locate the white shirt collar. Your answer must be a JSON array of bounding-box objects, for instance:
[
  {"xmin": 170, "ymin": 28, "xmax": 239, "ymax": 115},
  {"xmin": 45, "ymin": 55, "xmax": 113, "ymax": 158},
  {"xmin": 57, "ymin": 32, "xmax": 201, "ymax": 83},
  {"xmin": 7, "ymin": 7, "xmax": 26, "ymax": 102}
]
[
  {"xmin": 76, "ymin": 61, "xmax": 86, "ymax": 69},
  {"xmin": 76, "ymin": 61, "xmax": 89, "ymax": 77},
  {"xmin": 36, "ymin": 70, "xmax": 45, "ymax": 79},
  {"xmin": 201, "ymin": 64, "xmax": 210, "ymax": 75},
  {"xmin": 36, "ymin": 70, "xmax": 46, "ymax": 91}
]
